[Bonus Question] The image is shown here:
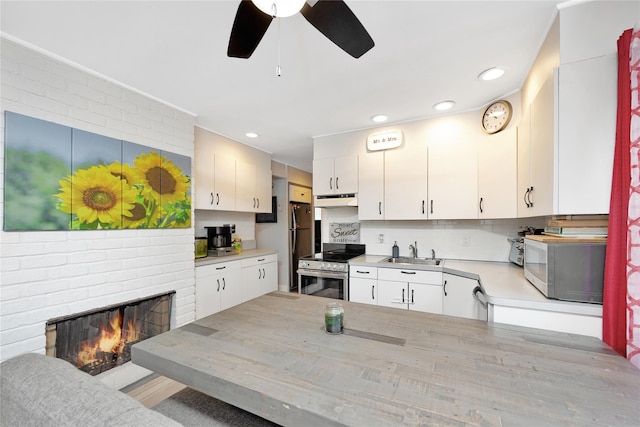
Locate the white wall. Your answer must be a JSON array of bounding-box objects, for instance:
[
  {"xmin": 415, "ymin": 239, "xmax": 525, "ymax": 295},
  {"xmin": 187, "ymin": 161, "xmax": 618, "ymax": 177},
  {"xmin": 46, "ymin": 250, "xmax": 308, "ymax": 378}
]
[
  {"xmin": 0, "ymin": 37, "xmax": 196, "ymax": 388},
  {"xmin": 319, "ymin": 207, "xmax": 545, "ymax": 262}
]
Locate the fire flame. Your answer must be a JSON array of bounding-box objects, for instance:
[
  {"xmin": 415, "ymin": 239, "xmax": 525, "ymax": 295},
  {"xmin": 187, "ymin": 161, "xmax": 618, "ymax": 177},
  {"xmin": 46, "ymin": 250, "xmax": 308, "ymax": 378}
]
[{"xmin": 76, "ymin": 312, "xmax": 141, "ymax": 368}]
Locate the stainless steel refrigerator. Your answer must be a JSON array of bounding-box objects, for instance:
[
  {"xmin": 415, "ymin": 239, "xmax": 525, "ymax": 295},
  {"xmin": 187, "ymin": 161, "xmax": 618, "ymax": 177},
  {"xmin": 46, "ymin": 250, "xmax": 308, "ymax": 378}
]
[{"xmin": 290, "ymin": 202, "xmax": 313, "ymax": 291}]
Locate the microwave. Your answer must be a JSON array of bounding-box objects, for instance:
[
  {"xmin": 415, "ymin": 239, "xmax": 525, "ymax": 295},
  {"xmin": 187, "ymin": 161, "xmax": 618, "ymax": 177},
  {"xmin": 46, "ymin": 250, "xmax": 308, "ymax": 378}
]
[{"xmin": 523, "ymin": 235, "xmax": 606, "ymax": 303}]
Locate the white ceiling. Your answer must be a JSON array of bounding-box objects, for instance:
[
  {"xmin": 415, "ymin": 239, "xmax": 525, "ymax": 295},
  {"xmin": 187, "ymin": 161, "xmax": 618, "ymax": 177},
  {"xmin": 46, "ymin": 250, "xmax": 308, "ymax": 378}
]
[{"xmin": 1, "ymin": 0, "xmax": 564, "ymax": 172}]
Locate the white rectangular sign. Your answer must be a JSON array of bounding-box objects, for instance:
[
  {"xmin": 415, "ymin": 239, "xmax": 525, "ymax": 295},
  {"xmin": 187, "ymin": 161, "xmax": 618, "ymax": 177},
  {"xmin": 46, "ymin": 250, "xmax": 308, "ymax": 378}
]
[
  {"xmin": 329, "ymin": 222, "xmax": 360, "ymax": 243},
  {"xmin": 367, "ymin": 130, "xmax": 403, "ymax": 151}
]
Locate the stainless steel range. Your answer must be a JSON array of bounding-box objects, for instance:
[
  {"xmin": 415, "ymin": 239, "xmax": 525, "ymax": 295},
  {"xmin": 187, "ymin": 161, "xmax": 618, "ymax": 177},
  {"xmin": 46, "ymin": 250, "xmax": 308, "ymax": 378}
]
[{"xmin": 297, "ymin": 243, "xmax": 366, "ymax": 300}]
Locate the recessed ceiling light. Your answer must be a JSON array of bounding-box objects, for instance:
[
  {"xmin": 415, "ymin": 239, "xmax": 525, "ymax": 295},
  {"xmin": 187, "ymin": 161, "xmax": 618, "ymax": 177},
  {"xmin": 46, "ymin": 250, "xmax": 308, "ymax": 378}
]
[
  {"xmin": 371, "ymin": 114, "xmax": 388, "ymax": 123},
  {"xmin": 246, "ymin": 132, "xmax": 259, "ymax": 138},
  {"xmin": 433, "ymin": 101, "xmax": 455, "ymax": 111},
  {"xmin": 478, "ymin": 67, "xmax": 505, "ymax": 81}
]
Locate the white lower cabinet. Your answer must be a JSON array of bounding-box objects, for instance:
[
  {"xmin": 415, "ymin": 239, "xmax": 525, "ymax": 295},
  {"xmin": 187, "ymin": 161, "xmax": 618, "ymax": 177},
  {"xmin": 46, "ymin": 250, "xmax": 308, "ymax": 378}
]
[
  {"xmin": 442, "ymin": 273, "xmax": 487, "ymax": 320},
  {"xmin": 349, "ymin": 266, "xmax": 378, "ymax": 305},
  {"xmin": 241, "ymin": 254, "xmax": 278, "ymax": 301},
  {"xmin": 377, "ymin": 268, "xmax": 443, "ymax": 314},
  {"xmin": 195, "ymin": 260, "xmax": 242, "ymax": 319}
]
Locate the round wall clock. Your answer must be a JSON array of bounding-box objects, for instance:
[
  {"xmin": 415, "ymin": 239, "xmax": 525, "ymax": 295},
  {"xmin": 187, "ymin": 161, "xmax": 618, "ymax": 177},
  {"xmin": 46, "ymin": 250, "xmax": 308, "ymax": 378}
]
[{"xmin": 481, "ymin": 100, "xmax": 512, "ymax": 134}]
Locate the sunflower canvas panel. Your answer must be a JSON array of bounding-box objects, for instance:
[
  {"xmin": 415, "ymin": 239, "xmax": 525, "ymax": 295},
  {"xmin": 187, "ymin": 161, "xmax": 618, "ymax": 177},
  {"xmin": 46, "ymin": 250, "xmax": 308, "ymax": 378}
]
[
  {"xmin": 3, "ymin": 112, "xmax": 192, "ymax": 231},
  {"xmin": 4, "ymin": 111, "xmax": 72, "ymax": 231}
]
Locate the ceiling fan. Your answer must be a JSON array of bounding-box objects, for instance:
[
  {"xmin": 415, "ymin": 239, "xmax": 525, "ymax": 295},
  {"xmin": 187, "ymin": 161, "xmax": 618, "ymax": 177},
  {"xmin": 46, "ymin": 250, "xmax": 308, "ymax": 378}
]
[{"xmin": 227, "ymin": 0, "xmax": 375, "ymax": 59}]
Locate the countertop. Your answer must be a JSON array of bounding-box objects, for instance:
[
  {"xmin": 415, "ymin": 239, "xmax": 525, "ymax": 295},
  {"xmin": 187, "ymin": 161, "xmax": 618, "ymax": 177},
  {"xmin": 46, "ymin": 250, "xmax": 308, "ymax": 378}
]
[
  {"xmin": 194, "ymin": 248, "xmax": 278, "ymax": 267},
  {"xmin": 133, "ymin": 292, "xmax": 639, "ymax": 426},
  {"xmin": 349, "ymin": 255, "xmax": 602, "ymax": 317}
]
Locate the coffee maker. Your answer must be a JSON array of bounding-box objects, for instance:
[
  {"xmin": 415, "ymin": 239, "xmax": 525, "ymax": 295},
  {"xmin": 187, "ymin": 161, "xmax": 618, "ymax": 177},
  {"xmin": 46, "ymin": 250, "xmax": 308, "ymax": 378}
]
[{"xmin": 205, "ymin": 224, "xmax": 235, "ymax": 256}]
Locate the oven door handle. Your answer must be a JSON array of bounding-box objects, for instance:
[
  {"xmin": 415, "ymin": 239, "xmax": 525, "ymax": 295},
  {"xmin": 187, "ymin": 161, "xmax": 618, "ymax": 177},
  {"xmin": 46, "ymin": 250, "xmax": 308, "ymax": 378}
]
[{"xmin": 296, "ymin": 269, "xmax": 348, "ymax": 280}]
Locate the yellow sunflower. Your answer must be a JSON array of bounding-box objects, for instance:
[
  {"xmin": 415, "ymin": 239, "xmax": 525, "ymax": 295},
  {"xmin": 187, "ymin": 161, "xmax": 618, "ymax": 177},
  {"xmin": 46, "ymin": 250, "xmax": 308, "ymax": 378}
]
[
  {"xmin": 56, "ymin": 165, "xmax": 138, "ymax": 227},
  {"xmin": 133, "ymin": 152, "xmax": 189, "ymax": 205},
  {"xmin": 106, "ymin": 161, "xmax": 143, "ymax": 186}
]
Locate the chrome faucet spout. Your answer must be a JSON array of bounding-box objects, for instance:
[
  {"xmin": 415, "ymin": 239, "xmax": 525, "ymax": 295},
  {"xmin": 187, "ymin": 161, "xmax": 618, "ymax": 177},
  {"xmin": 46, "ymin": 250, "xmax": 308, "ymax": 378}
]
[{"xmin": 409, "ymin": 241, "xmax": 418, "ymax": 258}]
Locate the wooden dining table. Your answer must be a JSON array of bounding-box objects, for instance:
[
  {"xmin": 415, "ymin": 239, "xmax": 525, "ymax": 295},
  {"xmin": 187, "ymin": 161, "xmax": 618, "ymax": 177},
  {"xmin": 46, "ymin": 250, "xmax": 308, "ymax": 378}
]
[{"xmin": 132, "ymin": 291, "xmax": 640, "ymax": 426}]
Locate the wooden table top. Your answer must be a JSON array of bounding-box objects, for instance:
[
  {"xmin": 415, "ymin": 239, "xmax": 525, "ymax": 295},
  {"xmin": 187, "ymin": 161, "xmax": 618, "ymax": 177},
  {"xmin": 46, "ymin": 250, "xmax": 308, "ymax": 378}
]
[{"xmin": 132, "ymin": 292, "xmax": 640, "ymax": 426}]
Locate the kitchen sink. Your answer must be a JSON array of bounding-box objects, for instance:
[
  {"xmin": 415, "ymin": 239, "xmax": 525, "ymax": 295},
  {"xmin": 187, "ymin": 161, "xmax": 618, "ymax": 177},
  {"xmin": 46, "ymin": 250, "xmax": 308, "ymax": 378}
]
[{"xmin": 381, "ymin": 256, "xmax": 444, "ymax": 266}]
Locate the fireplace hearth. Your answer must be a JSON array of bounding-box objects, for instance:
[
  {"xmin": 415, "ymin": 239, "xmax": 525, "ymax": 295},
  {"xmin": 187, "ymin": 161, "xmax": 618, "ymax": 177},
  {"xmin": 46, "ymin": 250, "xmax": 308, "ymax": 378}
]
[{"xmin": 46, "ymin": 292, "xmax": 174, "ymax": 375}]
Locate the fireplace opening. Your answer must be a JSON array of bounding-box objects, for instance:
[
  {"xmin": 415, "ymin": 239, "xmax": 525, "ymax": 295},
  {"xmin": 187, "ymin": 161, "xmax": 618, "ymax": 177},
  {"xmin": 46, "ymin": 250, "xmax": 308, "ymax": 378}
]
[{"xmin": 46, "ymin": 292, "xmax": 174, "ymax": 375}]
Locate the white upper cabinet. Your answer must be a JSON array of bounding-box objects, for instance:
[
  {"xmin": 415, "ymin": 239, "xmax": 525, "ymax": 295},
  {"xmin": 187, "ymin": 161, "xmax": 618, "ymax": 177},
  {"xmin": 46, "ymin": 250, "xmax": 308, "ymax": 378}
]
[
  {"xmin": 478, "ymin": 127, "xmax": 517, "ymax": 219},
  {"xmin": 194, "ymin": 142, "xmax": 236, "ymax": 211},
  {"xmin": 426, "ymin": 116, "xmax": 478, "ymax": 220},
  {"xmin": 313, "ymin": 156, "xmax": 358, "ymax": 196},
  {"xmin": 556, "ymin": 54, "xmax": 616, "ymax": 215},
  {"xmin": 195, "ymin": 127, "xmax": 272, "ymax": 214},
  {"xmin": 385, "ymin": 144, "xmax": 428, "ymax": 220},
  {"xmin": 518, "ymin": 75, "xmax": 555, "ymax": 217},
  {"xmin": 236, "ymin": 161, "xmax": 272, "ymax": 213},
  {"xmin": 357, "ymin": 151, "xmax": 384, "ymax": 220},
  {"xmin": 518, "ymin": 54, "xmax": 615, "ymax": 218}
]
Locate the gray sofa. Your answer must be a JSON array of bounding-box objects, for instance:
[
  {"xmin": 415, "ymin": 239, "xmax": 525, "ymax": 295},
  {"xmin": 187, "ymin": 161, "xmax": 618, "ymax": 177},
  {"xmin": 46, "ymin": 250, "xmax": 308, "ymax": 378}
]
[{"xmin": 0, "ymin": 352, "xmax": 182, "ymax": 426}]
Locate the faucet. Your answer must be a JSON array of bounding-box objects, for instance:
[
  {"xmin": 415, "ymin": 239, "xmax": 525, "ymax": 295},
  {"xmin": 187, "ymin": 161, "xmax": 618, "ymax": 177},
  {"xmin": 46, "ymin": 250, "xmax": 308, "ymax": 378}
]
[
  {"xmin": 409, "ymin": 241, "xmax": 418, "ymax": 258},
  {"xmin": 431, "ymin": 249, "xmax": 436, "ymax": 260}
]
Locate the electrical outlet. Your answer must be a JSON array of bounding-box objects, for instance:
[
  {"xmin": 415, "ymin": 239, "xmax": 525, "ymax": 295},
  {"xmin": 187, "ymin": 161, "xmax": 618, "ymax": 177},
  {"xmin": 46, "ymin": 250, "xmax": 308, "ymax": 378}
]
[
  {"xmin": 378, "ymin": 234, "xmax": 384, "ymax": 243},
  {"xmin": 462, "ymin": 235, "xmax": 471, "ymax": 246}
]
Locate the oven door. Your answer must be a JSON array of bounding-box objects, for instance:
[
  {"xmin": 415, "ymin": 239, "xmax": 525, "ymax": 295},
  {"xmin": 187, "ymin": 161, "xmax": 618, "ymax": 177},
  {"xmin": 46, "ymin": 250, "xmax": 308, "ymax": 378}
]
[{"xmin": 297, "ymin": 269, "xmax": 348, "ymax": 300}]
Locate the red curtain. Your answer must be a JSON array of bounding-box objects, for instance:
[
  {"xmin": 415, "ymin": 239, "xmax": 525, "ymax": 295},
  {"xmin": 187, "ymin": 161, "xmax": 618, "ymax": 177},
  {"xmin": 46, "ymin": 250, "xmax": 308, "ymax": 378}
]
[{"xmin": 602, "ymin": 28, "xmax": 633, "ymax": 356}]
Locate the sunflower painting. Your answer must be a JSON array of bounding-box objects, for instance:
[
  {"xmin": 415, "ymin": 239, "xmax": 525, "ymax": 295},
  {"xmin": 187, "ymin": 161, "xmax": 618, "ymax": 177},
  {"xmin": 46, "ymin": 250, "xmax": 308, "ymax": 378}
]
[{"xmin": 3, "ymin": 112, "xmax": 191, "ymax": 231}]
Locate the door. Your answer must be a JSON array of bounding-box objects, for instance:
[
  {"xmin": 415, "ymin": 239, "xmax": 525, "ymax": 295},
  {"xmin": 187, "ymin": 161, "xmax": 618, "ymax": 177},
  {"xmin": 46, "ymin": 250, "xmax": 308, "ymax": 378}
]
[
  {"xmin": 290, "ymin": 202, "xmax": 313, "ymax": 290},
  {"xmin": 408, "ymin": 283, "xmax": 442, "ymax": 314},
  {"xmin": 358, "ymin": 152, "xmax": 385, "ymax": 220},
  {"xmin": 377, "ymin": 280, "xmax": 409, "ymax": 309}
]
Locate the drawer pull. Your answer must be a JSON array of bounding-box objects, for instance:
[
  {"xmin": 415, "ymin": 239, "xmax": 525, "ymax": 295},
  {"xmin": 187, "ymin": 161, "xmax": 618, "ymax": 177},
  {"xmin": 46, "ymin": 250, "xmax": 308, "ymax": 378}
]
[
  {"xmin": 356, "ymin": 270, "xmax": 370, "ymax": 274},
  {"xmin": 401, "ymin": 271, "xmax": 416, "ymax": 275}
]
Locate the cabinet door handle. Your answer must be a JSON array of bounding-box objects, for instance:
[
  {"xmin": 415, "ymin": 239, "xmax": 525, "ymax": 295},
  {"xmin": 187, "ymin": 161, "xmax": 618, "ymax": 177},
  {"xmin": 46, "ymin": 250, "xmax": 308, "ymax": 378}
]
[
  {"xmin": 329, "ymin": 177, "xmax": 333, "ymax": 190},
  {"xmin": 253, "ymin": 197, "xmax": 256, "ymax": 208},
  {"xmin": 527, "ymin": 186, "xmax": 534, "ymax": 207},
  {"xmin": 216, "ymin": 279, "xmax": 220, "ymax": 292},
  {"xmin": 524, "ymin": 187, "xmax": 531, "ymax": 208},
  {"xmin": 371, "ymin": 285, "xmax": 375, "ymax": 300},
  {"xmin": 430, "ymin": 200, "xmax": 434, "ymax": 214},
  {"xmin": 262, "ymin": 268, "xmax": 265, "ymax": 279},
  {"xmin": 258, "ymin": 268, "xmax": 262, "ymax": 279},
  {"xmin": 256, "ymin": 198, "xmax": 260, "ymax": 208},
  {"xmin": 216, "ymin": 193, "xmax": 220, "ymax": 205},
  {"xmin": 479, "ymin": 197, "xmax": 484, "ymax": 213},
  {"xmin": 379, "ymin": 201, "xmax": 382, "ymax": 215},
  {"xmin": 443, "ymin": 280, "xmax": 448, "ymax": 296},
  {"xmin": 210, "ymin": 192, "xmax": 214, "ymax": 205},
  {"xmin": 336, "ymin": 177, "xmax": 339, "ymax": 189},
  {"xmin": 411, "ymin": 289, "xmax": 414, "ymax": 304},
  {"xmin": 402, "ymin": 288, "xmax": 405, "ymax": 303},
  {"xmin": 422, "ymin": 200, "xmax": 425, "ymax": 214},
  {"xmin": 222, "ymin": 278, "xmax": 226, "ymax": 290}
]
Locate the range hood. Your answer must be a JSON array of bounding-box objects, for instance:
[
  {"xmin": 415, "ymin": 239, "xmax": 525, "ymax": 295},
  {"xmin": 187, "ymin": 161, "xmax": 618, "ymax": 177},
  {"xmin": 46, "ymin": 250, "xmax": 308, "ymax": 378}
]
[{"xmin": 314, "ymin": 194, "xmax": 358, "ymax": 208}]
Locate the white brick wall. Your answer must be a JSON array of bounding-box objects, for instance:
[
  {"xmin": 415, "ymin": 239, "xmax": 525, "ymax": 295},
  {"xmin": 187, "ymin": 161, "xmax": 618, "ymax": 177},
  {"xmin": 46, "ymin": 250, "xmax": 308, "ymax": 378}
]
[{"xmin": 0, "ymin": 37, "xmax": 197, "ymax": 385}]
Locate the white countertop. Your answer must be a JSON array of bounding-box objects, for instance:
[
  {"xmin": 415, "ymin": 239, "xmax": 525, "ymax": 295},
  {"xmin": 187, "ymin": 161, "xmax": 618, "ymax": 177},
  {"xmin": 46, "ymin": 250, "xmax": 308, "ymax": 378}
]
[
  {"xmin": 349, "ymin": 255, "xmax": 602, "ymax": 317},
  {"xmin": 195, "ymin": 249, "xmax": 278, "ymax": 267}
]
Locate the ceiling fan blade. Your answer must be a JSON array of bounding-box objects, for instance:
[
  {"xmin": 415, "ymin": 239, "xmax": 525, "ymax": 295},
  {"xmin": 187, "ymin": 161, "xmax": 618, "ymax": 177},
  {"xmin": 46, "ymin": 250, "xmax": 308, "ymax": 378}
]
[
  {"xmin": 227, "ymin": 0, "xmax": 273, "ymax": 58},
  {"xmin": 300, "ymin": 0, "xmax": 374, "ymax": 58}
]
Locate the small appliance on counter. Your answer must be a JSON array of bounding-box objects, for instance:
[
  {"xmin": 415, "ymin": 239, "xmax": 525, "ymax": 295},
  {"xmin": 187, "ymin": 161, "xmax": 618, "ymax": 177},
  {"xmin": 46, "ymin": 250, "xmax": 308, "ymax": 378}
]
[
  {"xmin": 194, "ymin": 237, "xmax": 208, "ymax": 259},
  {"xmin": 524, "ymin": 235, "xmax": 606, "ymax": 303},
  {"xmin": 205, "ymin": 224, "xmax": 236, "ymax": 256},
  {"xmin": 508, "ymin": 226, "xmax": 541, "ymax": 267}
]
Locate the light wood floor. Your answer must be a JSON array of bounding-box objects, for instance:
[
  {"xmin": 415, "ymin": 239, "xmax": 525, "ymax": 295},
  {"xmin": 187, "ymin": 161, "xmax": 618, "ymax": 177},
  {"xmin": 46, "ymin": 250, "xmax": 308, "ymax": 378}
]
[{"xmin": 125, "ymin": 374, "xmax": 186, "ymax": 408}]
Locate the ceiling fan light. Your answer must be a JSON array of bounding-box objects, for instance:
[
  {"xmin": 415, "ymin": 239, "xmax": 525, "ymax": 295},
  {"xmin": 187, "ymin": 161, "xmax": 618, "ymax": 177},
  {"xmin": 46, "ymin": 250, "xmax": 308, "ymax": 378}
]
[
  {"xmin": 478, "ymin": 67, "xmax": 505, "ymax": 81},
  {"xmin": 433, "ymin": 101, "xmax": 455, "ymax": 111},
  {"xmin": 252, "ymin": 0, "xmax": 306, "ymax": 17}
]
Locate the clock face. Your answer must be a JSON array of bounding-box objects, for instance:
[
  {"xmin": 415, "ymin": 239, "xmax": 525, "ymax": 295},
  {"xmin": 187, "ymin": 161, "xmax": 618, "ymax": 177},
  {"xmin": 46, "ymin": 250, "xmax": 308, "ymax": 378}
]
[{"xmin": 482, "ymin": 100, "xmax": 512, "ymax": 134}]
